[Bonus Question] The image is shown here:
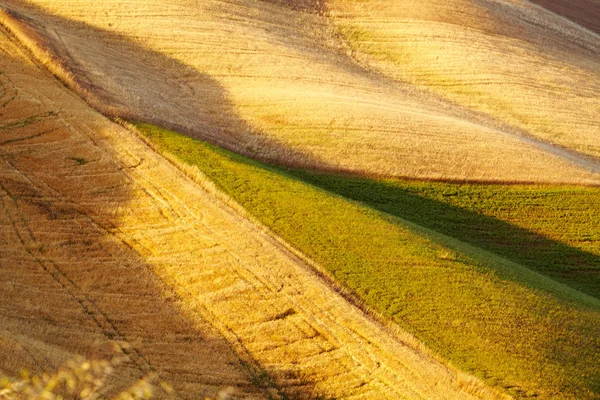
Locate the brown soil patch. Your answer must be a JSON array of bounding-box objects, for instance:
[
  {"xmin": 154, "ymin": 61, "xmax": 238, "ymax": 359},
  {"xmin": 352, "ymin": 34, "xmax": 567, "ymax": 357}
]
[{"xmin": 529, "ymin": 0, "xmax": 600, "ymax": 34}]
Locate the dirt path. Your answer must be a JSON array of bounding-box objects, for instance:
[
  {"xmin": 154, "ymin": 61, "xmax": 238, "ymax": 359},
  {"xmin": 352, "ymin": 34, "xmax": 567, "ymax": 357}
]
[{"xmin": 0, "ymin": 20, "xmax": 507, "ymax": 400}]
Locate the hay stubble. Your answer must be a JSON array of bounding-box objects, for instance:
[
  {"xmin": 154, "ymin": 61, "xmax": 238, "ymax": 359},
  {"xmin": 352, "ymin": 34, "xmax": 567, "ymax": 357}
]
[
  {"xmin": 3, "ymin": 0, "xmax": 599, "ymax": 184},
  {"xmin": 0, "ymin": 25, "xmax": 504, "ymax": 400}
]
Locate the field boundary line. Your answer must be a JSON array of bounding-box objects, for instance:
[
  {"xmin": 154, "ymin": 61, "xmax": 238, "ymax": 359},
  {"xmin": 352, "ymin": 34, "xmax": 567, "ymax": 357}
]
[{"xmin": 121, "ymin": 120, "xmax": 509, "ymax": 400}]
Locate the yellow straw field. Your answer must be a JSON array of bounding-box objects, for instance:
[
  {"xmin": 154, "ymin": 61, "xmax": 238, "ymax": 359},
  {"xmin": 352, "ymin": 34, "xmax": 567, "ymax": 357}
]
[
  {"xmin": 2, "ymin": 0, "xmax": 599, "ymax": 183},
  {"xmin": 0, "ymin": 23, "xmax": 505, "ymax": 399},
  {"xmin": 328, "ymin": 0, "xmax": 600, "ymax": 162}
]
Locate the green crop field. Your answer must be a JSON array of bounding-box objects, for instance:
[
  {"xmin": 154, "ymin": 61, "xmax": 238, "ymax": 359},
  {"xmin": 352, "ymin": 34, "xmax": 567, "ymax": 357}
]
[{"xmin": 137, "ymin": 123, "xmax": 600, "ymax": 400}]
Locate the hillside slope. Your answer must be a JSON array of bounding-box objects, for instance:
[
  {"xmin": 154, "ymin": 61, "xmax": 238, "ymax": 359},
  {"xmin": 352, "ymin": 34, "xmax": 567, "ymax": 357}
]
[
  {"xmin": 529, "ymin": 0, "xmax": 600, "ymax": 34},
  {"xmin": 0, "ymin": 26, "xmax": 267, "ymax": 400},
  {"xmin": 138, "ymin": 123, "xmax": 600, "ymax": 400},
  {"xmin": 328, "ymin": 0, "xmax": 600, "ymax": 162},
  {"xmin": 0, "ymin": 22, "xmax": 504, "ymax": 400},
  {"xmin": 2, "ymin": 0, "xmax": 599, "ymax": 184}
]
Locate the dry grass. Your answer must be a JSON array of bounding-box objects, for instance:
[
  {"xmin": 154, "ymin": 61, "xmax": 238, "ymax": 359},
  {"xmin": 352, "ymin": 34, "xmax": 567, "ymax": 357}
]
[
  {"xmin": 2, "ymin": 0, "xmax": 599, "ymax": 184},
  {"xmin": 328, "ymin": 0, "xmax": 600, "ymax": 163},
  {"xmin": 0, "ymin": 27, "xmax": 269, "ymax": 400},
  {"xmin": 0, "ymin": 23, "xmax": 506, "ymax": 400},
  {"xmin": 1, "ymin": 354, "xmax": 166, "ymax": 400}
]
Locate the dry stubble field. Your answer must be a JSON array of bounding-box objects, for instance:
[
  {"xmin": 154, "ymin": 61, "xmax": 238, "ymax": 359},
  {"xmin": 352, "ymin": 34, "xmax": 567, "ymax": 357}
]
[
  {"xmin": 0, "ymin": 22, "xmax": 508, "ymax": 400},
  {"xmin": 1, "ymin": 0, "xmax": 599, "ymax": 398},
  {"xmin": 328, "ymin": 0, "xmax": 600, "ymax": 162},
  {"xmin": 2, "ymin": 0, "xmax": 599, "ymax": 183}
]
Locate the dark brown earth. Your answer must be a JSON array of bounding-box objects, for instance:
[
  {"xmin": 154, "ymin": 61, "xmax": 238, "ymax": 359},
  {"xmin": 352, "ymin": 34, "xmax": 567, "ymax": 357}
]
[{"xmin": 530, "ymin": 0, "xmax": 600, "ymax": 34}]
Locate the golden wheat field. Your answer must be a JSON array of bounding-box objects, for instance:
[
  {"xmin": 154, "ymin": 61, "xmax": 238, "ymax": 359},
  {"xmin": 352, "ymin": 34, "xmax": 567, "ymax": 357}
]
[
  {"xmin": 1, "ymin": 0, "xmax": 599, "ymax": 399},
  {"xmin": 328, "ymin": 0, "xmax": 600, "ymax": 161},
  {"xmin": 0, "ymin": 21, "xmax": 511, "ymax": 399},
  {"xmin": 2, "ymin": 0, "xmax": 599, "ymax": 183},
  {"xmin": 0, "ymin": 26, "xmax": 269, "ymax": 400}
]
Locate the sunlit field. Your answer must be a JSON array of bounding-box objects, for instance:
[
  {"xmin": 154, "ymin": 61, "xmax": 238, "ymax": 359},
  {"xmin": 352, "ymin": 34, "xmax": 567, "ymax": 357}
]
[
  {"xmin": 138, "ymin": 123, "xmax": 600, "ymax": 400},
  {"xmin": 1, "ymin": 0, "xmax": 599, "ymax": 398},
  {"xmin": 2, "ymin": 0, "xmax": 599, "ymax": 183}
]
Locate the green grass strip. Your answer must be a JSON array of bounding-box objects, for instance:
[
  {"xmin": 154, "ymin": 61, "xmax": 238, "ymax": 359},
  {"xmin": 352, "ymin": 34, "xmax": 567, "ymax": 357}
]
[
  {"xmin": 137, "ymin": 123, "xmax": 600, "ymax": 400},
  {"xmin": 291, "ymin": 174, "xmax": 600, "ymax": 299}
]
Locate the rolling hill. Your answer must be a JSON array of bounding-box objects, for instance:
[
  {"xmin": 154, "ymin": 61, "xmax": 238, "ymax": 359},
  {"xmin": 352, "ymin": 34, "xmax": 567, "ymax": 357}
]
[
  {"xmin": 0, "ymin": 15, "xmax": 503, "ymax": 400},
  {"xmin": 2, "ymin": 0, "xmax": 599, "ymax": 183},
  {"xmin": 1, "ymin": 0, "xmax": 599, "ymax": 399},
  {"xmin": 328, "ymin": 0, "xmax": 600, "ymax": 161}
]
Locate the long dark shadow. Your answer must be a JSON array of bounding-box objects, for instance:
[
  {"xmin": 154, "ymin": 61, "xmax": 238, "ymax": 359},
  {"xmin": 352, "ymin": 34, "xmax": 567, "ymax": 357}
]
[
  {"xmin": 3, "ymin": 0, "xmax": 331, "ymax": 171},
  {"xmin": 0, "ymin": 48, "xmax": 271, "ymax": 399},
  {"xmin": 287, "ymin": 170, "xmax": 600, "ymax": 301}
]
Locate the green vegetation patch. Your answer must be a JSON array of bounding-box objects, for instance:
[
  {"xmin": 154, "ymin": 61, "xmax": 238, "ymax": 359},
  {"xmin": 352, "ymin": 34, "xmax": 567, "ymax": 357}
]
[
  {"xmin": 290, "ymin": 174, "xmax": 600, "ymax": 299},
  {"xmin": 68, "ymin": 156, "xmax": 88, "ymax": 165},
  {"xmin": 137, "ymin": 123, "xmax": 600, "ymax": 400}
]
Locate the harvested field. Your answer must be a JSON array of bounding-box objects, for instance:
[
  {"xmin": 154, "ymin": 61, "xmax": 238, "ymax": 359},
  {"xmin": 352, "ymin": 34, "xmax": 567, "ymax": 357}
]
[
  {"xmin": 2, "ymin": 0, "xmax": 599, "ymax": 183},
  {"xmin": 139, "ymin": 123, "xmax": 600, "ymax": 400},
  {"xmin": 0, "ymin": 23, "xmax": 505, "ymax": 400},
  {"xmin": 328, "ymin": 0, "xmax": 600, "ymax": 162},
  {"xmin": 0, "ymin": 27, "xmax": 268, "ymax": 400}
]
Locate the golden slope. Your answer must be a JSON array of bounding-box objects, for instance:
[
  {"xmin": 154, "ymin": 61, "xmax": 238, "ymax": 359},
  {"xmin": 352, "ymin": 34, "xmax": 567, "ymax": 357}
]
[
  {"xmin": 0, "ymin": 26, "xmax": 268, "ymax": 400},
  {"xmin": 3, "ymin": 0, "xmax": 599, "ymax": 184},
  {"xmin": 0, "ymin": 22, "xmax": 505, "ymax": 400},
  {"xmin": 328, "ymin": 0, "xmax": 600, "ymax": 162}
]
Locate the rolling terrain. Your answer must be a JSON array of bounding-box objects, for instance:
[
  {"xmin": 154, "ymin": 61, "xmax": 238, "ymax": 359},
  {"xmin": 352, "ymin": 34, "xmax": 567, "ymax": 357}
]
[
  {"xmin": 139, "ymin": 123, "xmax": 600, "ymax": 400},
  {"xmin": 328, "ymin": 0, "xmax": 600, "ymax": 161},
  {"xmin": 0, "ymin": 0, "xmax": 599, "ymax": 399},
  {"xmin": 2, "ymin": 0, "xmax": 600, "ymax": 183},
  {"xmin": 0, "ymin": 18, "xmax": 503, "ymax": 400},
  {"xmin": 0, "ymin": 25, "xmax": 269, "ymax": 399}
]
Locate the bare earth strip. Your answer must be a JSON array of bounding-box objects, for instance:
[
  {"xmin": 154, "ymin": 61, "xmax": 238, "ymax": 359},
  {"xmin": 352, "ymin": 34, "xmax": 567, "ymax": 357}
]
[
  {"xmin": 0, "ymin": 22, "xmax": 505, "ymax": 400},
  {"xmin": 527, "ymin": 0, "xmax": 600, "ymax": 34},
  {"xmin": 2, "ymin": 0, "xmax": 599, "ymax": 184}
]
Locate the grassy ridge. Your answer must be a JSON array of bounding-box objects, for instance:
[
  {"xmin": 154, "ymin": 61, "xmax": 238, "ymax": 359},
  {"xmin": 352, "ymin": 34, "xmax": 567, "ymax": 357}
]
[{"xmin": 137, "ymin": 123, "xmax": 600, "ymax": 399}]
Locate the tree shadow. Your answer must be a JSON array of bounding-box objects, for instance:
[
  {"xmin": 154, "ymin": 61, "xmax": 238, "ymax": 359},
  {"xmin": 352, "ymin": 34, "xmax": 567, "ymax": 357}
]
[
  {"xmin": 3, "ymin": 0, "xmax": 333, "ymax": 172},
  {"xmin": 288, "ymin": 170, "xmax": 600, "ymax": 301},
  {"xmin": 0, "ymin": 19, "xmax": 312, "ymax": 400}
]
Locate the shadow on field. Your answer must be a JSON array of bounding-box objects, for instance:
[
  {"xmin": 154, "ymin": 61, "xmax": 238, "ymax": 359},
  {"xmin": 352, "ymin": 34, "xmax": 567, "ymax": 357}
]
[
  {"xmin": 0, "ymin": 9, "xmax": 313, "ymax": 398},
  {"xmin": 130, "ymin": 122, "xmax": 600, "ymax": 397},
  {"xmin": 288, "ymin": 170, "xmax": 600, "ymax": 301},
  {"xmin": 0, "ymin": 55, "xmax": 273, "ymax": 399},
  {"xmin": 4, "ymin": 0, "xmax": 331, "ymax": 171}
]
